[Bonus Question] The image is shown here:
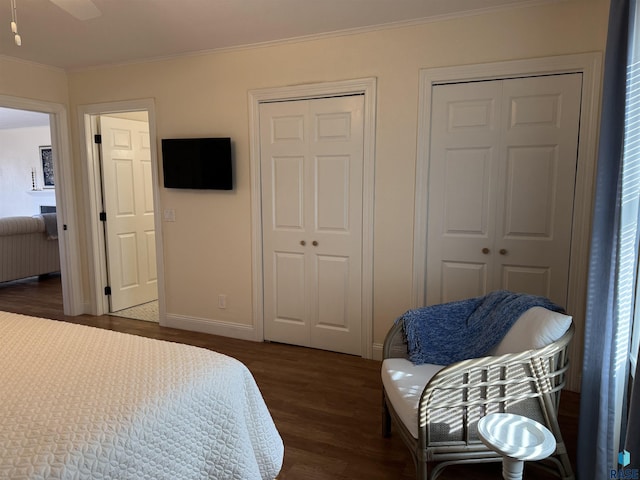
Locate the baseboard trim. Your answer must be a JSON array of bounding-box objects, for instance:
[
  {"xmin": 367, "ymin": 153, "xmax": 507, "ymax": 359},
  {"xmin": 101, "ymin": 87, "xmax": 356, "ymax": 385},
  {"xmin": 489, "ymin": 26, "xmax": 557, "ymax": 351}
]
[
  {"xmin": 162, "ymin": 313, "xmax": 257, "ymax": 342},
  {"xmin": 372, "ymin": 342, "xmax": 383, "ymax": 361},
  {"xmin": 161, "ymin": 314, "xmax": 384, "ymax": 356}
]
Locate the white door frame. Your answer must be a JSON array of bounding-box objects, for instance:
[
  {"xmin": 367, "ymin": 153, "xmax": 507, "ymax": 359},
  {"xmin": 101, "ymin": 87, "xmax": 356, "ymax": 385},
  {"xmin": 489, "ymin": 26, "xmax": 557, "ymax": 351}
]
[
  {"xmin": 78, "ymin": 99, "xmax": 166, "ymax": 323},
  {"xmin": 248, "ymin": 78, "xmax": 377, "ymax": 358},
  {"xmin": 0, "ymin": 94, "xmax": 83, "ymax": 316},
  {"xmin": 412, "ymin": 53, "xmax": 602, "ymax": 391}
]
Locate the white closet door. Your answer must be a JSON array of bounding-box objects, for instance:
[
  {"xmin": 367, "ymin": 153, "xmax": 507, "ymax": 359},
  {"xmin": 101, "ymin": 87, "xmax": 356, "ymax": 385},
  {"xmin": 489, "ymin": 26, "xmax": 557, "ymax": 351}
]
[
  {"xmin": 427, "ymin": 74, "xmax": 582, "ymax": 307},
  {"xmin": 260, "ymin": 95, "xmax": 364, "ymax": 355},
  {"xmin": 427, "ymin": 80, "xmax": 503, "ymax": 303}
]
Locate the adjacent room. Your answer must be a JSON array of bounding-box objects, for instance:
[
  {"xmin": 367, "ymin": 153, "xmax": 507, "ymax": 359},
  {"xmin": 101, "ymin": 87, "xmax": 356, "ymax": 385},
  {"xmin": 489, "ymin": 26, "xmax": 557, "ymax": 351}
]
[{"xmin": 0, "ymin": 0, "xmax": 636, "ymax": 479}]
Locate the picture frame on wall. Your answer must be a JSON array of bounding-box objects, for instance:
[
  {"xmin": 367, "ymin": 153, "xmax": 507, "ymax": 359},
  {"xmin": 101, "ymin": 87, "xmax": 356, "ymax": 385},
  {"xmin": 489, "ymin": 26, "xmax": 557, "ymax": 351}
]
[{"xmin": 40, "ymin": 146, "xmax": 54, "ymax": 188}]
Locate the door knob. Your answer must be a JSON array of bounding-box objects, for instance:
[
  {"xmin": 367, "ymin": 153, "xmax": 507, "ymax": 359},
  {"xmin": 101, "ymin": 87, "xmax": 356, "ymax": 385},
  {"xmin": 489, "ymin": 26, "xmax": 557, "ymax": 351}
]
[
  {"xmin": 312, "ymin": 240, "xmax": 318, "ymax": 246},
  {"xmin": 482, "ymin": 247, "xmax": 490, "ymax": 254},
  {"xmin": 300, "ymin": 240, "xmax": 306, "ymax": 246},
  {"xmin": 499, "ymin": 249, "xmax": 508, "ymax": 255}
]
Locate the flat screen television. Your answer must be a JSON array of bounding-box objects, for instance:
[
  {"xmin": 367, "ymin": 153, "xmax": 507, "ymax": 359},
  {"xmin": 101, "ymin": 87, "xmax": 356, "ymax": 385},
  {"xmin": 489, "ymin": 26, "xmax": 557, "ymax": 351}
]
[{"xmin": 161, "ymin": 137, "xmax": 233, "ymax": 190}]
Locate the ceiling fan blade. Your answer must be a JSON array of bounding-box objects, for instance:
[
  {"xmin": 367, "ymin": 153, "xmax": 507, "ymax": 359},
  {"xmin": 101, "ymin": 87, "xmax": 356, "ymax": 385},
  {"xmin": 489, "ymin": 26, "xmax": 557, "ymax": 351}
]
[{"xmin": 49, "ymin": 0, "xmax": 101, "ymax": 20}]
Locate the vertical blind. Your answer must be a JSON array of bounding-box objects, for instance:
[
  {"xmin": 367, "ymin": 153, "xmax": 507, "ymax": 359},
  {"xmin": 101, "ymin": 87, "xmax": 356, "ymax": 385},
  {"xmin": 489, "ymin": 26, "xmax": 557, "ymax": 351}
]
[
  {"xmin": 618, "ymin": 3, "xmax": 640, "ymax": 453},
  {"xmin": 625, "ymin": 2, "xmax": 640, "ymax": 380}
]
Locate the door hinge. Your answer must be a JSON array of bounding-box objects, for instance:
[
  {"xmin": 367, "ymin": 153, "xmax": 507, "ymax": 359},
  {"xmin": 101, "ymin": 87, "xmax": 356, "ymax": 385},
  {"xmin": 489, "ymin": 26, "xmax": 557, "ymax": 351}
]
[
  {"xmin": 99, "ymin": 212, "xmax": 107, "ymax": 222},
  {"xmin": 104, "ymin": 286, "xmax": 111, "ymax": 296},
  {"xmin": 94, "ymin": 134, "xmax": 102, "ymax": 144}
]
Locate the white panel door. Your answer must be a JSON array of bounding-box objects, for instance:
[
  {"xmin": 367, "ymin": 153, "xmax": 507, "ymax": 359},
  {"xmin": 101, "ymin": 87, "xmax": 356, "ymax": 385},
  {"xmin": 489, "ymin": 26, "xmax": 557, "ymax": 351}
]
[
  {"xmin": 260, "ymin": 95, "xmax": 364, "ymax": 355},
  {"xmin": 427, "ymin": 74, "xmax": 582, "ymax": 307},
  {"xmin": 99, "ymin": 116, "xmax": 157, "ymax": 312},
  {"xmin": 427, "ymin": 81, "xmax": 502, "ymax": 304}
]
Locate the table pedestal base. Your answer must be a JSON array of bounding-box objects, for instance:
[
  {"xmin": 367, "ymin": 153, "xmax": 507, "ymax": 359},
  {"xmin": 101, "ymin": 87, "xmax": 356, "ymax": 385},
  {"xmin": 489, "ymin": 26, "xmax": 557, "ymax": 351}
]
[
  {"xmin": 477, "ymin": 413, "xmax": 557, "ymax": 480},
  {"xmin": 502, "ymin": 457, "xmax": 525, "ymax": 480}
]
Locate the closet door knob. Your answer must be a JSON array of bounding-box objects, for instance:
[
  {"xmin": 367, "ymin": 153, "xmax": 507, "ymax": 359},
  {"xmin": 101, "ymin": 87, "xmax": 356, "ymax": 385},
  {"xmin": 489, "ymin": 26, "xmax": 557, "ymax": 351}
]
[
  {"xmin": 482, "ymin": 247, "xmax": 490, "ymax": 254},
  {"xmin": 300, "ymin": 240, "xmax": 306, "ymax": 246},
  {"xmin": 312, "ymin": 240, "xmax": 318, "ymax": 246},
  {"xmin": 499, "ymin": 249, "xmax": 508, "ymax": 255}
]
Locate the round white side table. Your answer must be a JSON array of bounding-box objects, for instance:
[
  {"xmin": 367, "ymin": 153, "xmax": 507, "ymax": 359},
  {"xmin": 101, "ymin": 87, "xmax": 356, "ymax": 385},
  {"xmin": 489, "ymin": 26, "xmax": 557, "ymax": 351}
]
[{"xmin": 477, "ymin": 413, "xmax": 556, "ymax": 480}]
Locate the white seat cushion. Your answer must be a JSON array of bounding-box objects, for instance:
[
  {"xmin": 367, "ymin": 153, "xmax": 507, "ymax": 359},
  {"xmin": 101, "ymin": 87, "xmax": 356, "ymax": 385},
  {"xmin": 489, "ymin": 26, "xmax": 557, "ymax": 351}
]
[
  {"xmin": 491, "ymin": 306, "xmax": 572, "ymax": 356},
  {"xmin": 381, "ymin": 358, "xmax": 444, "ymax": 438}
]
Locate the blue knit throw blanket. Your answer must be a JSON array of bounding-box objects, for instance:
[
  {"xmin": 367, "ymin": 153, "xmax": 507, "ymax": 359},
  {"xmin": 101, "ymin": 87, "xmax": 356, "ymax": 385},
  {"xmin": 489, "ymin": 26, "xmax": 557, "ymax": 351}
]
[{"xmin": 399, "ymin": 290, "xmax": 563, "ymax": 365}]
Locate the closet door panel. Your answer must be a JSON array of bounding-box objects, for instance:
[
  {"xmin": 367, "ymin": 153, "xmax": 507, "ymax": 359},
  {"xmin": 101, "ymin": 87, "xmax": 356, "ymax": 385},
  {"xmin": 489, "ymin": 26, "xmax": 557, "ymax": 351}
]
[
  {"xmin": 495, "ymin": 74, "xmax": 582, "ymax": 304},
  {"xmin": 427, "ymin": 74, "xmax": 582, "ymax": 306},
  {"xmin": 427, "ymin": 81, "xmax": 501, "ymax": 304},
  {"xmin": 261, "ymin": 95, "xmax": 365, "ymax": 355}
]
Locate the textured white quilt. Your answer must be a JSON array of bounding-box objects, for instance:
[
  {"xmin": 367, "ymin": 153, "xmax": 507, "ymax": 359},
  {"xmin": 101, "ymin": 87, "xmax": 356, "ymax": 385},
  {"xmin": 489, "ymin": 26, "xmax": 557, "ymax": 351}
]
[{"xmin": 0, "ymin": 311, "xmax": 283, "ymax": 479}]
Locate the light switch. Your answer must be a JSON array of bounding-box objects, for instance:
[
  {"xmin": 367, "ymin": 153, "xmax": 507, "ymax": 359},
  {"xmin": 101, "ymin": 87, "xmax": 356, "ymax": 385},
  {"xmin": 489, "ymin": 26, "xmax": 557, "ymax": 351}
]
[{"xmin": 163, "ymin": 208, "xmax": 175, "ymax": 222}]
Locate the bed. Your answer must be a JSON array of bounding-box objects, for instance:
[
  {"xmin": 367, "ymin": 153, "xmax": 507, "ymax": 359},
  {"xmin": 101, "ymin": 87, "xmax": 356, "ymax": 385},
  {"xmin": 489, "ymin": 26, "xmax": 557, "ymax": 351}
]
[{"xmin": 0, "ymin": 311, "xmax": 284, "ymax": 479}]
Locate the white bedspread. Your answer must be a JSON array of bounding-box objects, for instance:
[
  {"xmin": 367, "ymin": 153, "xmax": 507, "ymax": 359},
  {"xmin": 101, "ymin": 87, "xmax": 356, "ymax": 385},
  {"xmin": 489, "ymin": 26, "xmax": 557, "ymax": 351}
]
[{"xmin": 0, "ymin": 311, "xmax": 284, "ymax": 479}]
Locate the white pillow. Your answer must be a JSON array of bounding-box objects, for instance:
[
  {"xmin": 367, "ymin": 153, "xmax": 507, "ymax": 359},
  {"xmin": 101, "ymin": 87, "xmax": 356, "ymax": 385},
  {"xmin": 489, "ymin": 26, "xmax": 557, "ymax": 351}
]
[{"xmin": 492, "ymin": 306, "xmax": 572, "ymax": 356}]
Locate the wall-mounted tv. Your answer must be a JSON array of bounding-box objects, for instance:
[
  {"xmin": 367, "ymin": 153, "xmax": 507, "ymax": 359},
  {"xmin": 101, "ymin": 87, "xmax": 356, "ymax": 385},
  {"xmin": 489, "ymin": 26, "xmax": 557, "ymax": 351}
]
[{"xmin": 161, "ymin": 137, "xmax": 233, "ymax": 190}]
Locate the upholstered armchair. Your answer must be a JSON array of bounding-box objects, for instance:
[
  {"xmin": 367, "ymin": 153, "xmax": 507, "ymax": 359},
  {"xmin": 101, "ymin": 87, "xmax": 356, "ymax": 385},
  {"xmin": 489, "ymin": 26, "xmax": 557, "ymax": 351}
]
[{"xmin": 381, "ymin": 304, "xmax": 575, "ymax": 480}]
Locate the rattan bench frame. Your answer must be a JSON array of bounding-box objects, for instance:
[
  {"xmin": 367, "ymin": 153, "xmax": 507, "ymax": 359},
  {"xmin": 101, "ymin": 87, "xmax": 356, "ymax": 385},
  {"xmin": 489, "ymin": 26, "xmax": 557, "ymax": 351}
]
[{"xmin": 382, "ymin": 319, "xmax": 575, "ymax": 480}]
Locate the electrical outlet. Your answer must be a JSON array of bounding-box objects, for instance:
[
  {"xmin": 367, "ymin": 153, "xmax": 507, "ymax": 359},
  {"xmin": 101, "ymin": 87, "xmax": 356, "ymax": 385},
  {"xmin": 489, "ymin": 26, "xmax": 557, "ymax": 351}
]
[{"xmin": 218, "ymin": 294, "xmax": 227, "ymax": 309}]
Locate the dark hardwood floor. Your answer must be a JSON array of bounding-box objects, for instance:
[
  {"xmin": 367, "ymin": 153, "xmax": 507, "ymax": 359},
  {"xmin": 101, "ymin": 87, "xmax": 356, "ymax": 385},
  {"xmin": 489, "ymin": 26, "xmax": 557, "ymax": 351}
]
[{"xmin": 0, "ymin": 274, "xmax": 579, "ymax": 479}]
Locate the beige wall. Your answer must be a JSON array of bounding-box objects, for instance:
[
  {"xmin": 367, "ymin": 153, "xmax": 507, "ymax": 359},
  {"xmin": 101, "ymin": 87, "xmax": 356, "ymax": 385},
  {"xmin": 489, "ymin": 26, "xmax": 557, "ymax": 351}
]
[
  {"xmin": 59, "ymin": 0, "xmax": 608, "ymax": 347},
  {"xmin": 0, "ymin": 126, "xmax": 53, "ymax": 217},
  {"xmin": 0, "ymin": 57, "xmax": 68, "ymax": 104}
]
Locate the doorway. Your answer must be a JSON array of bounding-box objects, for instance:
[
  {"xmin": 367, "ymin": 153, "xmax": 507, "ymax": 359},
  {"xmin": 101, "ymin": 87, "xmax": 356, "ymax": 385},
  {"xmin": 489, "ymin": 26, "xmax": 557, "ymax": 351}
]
[
  {"xmin": 412, "ymin": 53, "xmax": 602, "ymax": 391},
  {"xmin": 96, "ymin": 113, "xmax": 158, "ymax": 318},
  {"xmin": 426, "ymin": 73, "xmax": 582, "ymax": 308},
  {"xmin": 249, "ymin": 78, "xmax": 376, "ymax": 358},
  {"xmin": 0, "ymin": 95, "xmax": 82, "ymax": 316},
  {"xmin": 259, "ymin": 94, "xmax": 365, "ymax": 355},
  {"xmin": 79, "ymin": 100, "xmax": 165, "ymax": 322}
]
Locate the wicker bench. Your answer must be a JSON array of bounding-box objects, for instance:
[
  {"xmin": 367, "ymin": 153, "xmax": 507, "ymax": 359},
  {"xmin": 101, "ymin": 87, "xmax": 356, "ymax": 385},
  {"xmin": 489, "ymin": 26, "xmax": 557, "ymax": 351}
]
[{"xmin": 381, "ymin": 306, "xmax": 575, "ymax": 480}]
